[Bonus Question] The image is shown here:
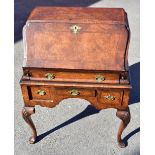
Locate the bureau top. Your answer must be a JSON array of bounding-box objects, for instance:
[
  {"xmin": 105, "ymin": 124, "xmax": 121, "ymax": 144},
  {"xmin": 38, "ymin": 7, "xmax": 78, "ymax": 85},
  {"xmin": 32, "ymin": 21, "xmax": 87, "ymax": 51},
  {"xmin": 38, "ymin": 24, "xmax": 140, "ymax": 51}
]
[
  {"xmin": 23, "ymin": 7, "xmax": 130, "ymax": 71},
  {"xmin": 28, "ymin": 7, "xmax": 126, "ymax": 25}
]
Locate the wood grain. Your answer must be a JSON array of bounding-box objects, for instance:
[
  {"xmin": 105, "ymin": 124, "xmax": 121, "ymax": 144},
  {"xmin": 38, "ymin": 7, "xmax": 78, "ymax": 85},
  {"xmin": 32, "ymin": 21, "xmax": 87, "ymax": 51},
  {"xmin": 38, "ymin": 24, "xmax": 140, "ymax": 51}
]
[
  {"xmin": 23, "ymin": 7, "xmax": 129, "ymax": 71},
  {"xmin": 20, "ymin": 7, "xmax": 131, "ymax": 147},
  {"xmin": 22, "ymin": 107, "xmax": 37, "ymax": 144},
  {"xmin": 116, "ymin": 108, "xmax": 131, "ymax": 148},
  {"xmin": 23, "ymin": 68, "xmax": 120, "ymax": 84}
]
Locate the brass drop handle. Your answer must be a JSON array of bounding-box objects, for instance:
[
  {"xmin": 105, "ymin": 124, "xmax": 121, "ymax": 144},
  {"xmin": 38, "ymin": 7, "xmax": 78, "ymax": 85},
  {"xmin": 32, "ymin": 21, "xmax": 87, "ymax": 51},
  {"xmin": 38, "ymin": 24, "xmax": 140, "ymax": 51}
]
[
  {"xmin": 104, "ymin": 95, "xmax": 115, "ymax": 101},
  {"xmin": 96, "ymin": 75, "xmax": 105, "ymax": 82},
  {"xmin": 69, "ymin": 89, "xmax": 80, "ymax": 96},
  {"xmin": 70, "ymin": 25, "xmax": 81, "ymax": 34},
  {"xmin": 37, "ymin": 90, "xmax": 46, "ymax": 96},
  {"xmin": 45, "ymin": 73, "xmax": 55, "ymax": 80}
]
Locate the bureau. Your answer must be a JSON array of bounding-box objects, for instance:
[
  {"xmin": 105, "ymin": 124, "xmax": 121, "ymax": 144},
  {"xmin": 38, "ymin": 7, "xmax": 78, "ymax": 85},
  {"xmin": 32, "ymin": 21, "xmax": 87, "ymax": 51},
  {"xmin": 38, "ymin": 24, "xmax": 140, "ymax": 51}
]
[{"xmin": 20, "ymin": 7, "xmax": 131, "ymax": 148}]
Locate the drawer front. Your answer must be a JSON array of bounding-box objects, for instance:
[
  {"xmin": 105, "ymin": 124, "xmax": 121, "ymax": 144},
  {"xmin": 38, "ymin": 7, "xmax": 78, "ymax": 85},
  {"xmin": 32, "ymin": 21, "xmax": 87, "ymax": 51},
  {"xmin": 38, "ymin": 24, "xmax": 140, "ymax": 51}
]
[
  {"xmin": 98, "ymin": 90, "xmax": 123, "ymax": 106},
  {"xmin": 27, "ymin": 69, "xmax": 120, "ymax": 84},
  {"xmin": 30, "ymin": 86, "xmax": 51, "ymax": 100}
]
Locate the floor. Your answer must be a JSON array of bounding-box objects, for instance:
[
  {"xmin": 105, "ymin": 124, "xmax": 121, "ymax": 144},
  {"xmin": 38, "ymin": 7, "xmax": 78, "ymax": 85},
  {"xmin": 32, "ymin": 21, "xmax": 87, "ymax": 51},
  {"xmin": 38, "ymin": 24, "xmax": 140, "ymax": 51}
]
[{"xmin": 15, "ymin": 0, "xmax": 140, "ymax": 155}]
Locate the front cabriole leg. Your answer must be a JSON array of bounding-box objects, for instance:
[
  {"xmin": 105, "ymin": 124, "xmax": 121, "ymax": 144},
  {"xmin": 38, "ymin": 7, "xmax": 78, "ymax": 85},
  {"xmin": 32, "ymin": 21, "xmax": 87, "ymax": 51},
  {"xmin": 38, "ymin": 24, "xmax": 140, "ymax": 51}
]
[
  {"xmin": 116, "ymin": 107, "xmax": 131, "ymax": 148},
  {"xmin": 22, "ymin": 107, "xmax": 37, "ymax": 144}
]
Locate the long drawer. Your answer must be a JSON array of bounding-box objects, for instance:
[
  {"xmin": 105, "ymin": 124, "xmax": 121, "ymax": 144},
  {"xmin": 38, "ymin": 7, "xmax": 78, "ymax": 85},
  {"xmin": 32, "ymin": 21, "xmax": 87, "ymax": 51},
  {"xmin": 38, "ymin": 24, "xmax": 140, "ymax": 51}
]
[{"xmin": 23, "ymin": 68, "xmax": 121, "ymax": 84}]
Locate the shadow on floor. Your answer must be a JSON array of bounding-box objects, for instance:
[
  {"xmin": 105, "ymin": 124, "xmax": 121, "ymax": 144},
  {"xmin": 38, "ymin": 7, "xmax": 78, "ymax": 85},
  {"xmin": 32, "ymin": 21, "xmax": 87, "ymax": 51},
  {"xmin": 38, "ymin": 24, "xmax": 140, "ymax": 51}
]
[
  {"xmin": 123, "ymin": 127, "xmax": 140, "ymax": 146},
  {"xmin": 14, "ymin": 0, "xmax": 101, "ymax": 42},
  {"xmin": 36, "ymin": 105, "xmax": 100, "ymax": 142},
  {"xmin": 36, "ymin": 105, "xmax": 140, "ymax": 144},
  {"xmin": 129, "ymin": 62, "xmax": 140, "ymax": 105}
]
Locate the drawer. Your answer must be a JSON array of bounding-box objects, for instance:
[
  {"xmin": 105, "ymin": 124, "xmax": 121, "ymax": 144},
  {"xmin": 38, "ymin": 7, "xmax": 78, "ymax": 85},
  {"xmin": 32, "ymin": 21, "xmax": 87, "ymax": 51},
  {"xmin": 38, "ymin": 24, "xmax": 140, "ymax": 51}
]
[
  {"xmin": 25, "ymin": 69, "xmax": 120, "ymax": 84},
  {"xmin": 98, "ymin": 90, "xmax": 123, "ymax": 106},
  {"xmin": 29, "ymin": 86, "xmax": 51, "ymax": 100}
]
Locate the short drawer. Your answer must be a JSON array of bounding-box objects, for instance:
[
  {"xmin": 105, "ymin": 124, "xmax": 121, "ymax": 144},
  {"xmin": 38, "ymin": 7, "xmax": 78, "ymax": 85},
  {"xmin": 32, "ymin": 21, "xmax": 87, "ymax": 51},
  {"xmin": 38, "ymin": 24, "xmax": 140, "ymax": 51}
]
[
  {"xmin": 25, "ymin": 69, "xmax": 120, "ymax": 84},
  {"xmin": 98, "ymin": 90, "xmax": 123, "ymax": 106},
  {"xmin": 30, "ymin": 86, "xmax": 51, "ymax": 100}
]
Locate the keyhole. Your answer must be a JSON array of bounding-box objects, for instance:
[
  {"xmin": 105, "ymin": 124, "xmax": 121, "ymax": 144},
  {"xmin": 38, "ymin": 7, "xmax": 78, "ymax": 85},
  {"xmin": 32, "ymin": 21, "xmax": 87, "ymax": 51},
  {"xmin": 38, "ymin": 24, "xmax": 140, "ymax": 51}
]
[{"xmin": 70, "ymin": 25, "xmax": 81, "ymax": 34}]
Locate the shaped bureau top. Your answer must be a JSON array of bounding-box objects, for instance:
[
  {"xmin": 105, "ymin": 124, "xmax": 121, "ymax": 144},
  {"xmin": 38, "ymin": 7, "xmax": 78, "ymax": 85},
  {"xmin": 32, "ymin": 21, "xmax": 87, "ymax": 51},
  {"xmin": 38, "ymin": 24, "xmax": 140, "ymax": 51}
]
[
  {"xmin": 28, "ymin": 7, "xmax": 126, "ymax": 24},
  {"xmin": 23, "ymin": 7, "xmax": 130, "ymax": 71}
]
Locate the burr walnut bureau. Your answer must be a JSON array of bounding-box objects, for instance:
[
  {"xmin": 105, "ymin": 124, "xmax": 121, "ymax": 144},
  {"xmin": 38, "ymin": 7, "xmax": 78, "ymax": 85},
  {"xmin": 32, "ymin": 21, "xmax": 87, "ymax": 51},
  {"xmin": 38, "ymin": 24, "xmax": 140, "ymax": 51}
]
[{"xmin": 20, "ymin": 7, "xmax": 132, "ymax": 148}]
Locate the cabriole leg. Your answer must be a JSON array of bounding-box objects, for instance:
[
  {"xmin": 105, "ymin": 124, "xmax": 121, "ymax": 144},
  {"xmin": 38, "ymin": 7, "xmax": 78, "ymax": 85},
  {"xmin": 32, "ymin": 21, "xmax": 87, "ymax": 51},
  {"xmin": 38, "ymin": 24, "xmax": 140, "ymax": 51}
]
[
  {"xmin": 22, "ymin": 107, "xmax": 37, "ymax": 144},
  {"xmin": 116, "ymin": 107, "xmax": 131, "ymax": 148}
]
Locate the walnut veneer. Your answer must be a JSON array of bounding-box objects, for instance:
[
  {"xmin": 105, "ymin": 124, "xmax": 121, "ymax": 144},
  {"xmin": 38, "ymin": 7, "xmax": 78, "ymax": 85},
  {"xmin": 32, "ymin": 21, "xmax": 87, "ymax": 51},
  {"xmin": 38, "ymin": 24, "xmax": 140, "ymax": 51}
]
[{"xmin": 20, "ymin": 7, "xmax": 131, "ymax": 147}]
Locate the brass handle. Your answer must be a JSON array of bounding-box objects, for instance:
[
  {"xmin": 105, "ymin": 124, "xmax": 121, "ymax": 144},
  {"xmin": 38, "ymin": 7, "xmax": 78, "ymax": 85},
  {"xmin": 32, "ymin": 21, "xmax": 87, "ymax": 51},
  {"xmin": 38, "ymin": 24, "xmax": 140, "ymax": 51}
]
[
  {"xmin": 37, "ymin": 90, "xmax": 46, "ymax": 96},
  {"xmin": 69, "ymin": 89, "xmax": 80, "ymax": 96},
  {"xmin": 96, "ymin": 75, "xmax": 105, "ymax": 82},
  {"xmin": 45, "ymin": 73, "xmax": 55, "ymax": 80},
  {"xmin": 70, "ymin": 25, "xmax": 81, "ymax": 34},
  {"xmin": 104, "ymin": 95, "xmax": 115, "ymax": 101}
]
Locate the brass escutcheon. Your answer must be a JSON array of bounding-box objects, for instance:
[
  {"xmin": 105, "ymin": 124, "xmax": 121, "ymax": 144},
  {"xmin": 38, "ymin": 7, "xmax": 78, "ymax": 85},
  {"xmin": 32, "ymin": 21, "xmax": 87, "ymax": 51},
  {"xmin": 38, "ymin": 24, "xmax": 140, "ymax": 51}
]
[
  {"xmin": 96, "ymin": 75, "xmax": 105, "ymax": 82},
  {"xmin": 69, "ymin": 89, "xmax": 80, "ymax": 96},
  {"xmin": 45, "ymin": 73, "xmax": 55, "ymax": 80},
  {"xmin": 104, "ymin": 95, "xmax": 115, "ymax": 101},
  {"xmin": 37, "ymin": 90, "xmax": 46, "ymax": 96},
  {"xmin": 70, "ymin": 25, "xmax": 81, "ymax": 34}
]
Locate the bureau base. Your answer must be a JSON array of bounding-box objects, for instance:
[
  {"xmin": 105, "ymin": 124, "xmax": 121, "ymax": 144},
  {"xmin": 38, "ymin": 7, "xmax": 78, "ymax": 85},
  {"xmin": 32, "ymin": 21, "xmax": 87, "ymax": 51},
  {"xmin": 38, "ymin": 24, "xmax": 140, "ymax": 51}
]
[{"xmin": 21, "ymin": 105, "xmax": 130, "ymax": 148}]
